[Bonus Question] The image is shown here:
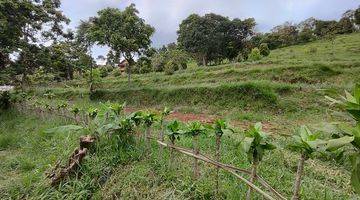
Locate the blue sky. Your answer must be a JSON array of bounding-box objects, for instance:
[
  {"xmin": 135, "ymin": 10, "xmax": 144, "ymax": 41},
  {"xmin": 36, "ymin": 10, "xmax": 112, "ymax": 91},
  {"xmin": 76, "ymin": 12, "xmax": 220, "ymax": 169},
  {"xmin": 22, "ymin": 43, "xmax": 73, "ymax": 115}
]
[{"xmin": 60, "ymin": 0, "xmax": 360, "ymax": 60}]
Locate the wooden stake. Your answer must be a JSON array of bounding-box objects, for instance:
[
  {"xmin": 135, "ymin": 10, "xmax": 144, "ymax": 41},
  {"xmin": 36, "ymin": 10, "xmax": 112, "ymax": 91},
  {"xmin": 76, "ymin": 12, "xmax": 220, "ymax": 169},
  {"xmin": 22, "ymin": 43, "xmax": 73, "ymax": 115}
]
[
  {"xmin": 292, "ymin": 153, "xmax": 306, "ymax": 200},
  {"xmin": 246, "ymin": 162, "xmax": 258, "ymax": 200}
]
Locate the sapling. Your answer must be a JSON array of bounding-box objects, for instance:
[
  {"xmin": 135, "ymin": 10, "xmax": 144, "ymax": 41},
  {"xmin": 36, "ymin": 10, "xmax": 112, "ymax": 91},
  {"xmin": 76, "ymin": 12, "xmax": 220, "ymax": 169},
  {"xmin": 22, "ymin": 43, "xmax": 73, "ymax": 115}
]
[
  {"xmin": 141, "ymin": 111, "xmax": 158, "ymax": 152},
  {"xmin": 210, "ymin": 119, "xmax": 234, "ymax": 196},
  {"xmin": 159, "ymin": 107, "xmax": 172, "ymax": 157},
  {"xmin": 185, "ymin": 121, "xmax": 206, "ymax": 179},
  {"xmin": 289, "ymin": 125, "xmax": 353, "ymax": 200},
  {"xmin": 326, "ymin": 83, "xmax": 360, "ymax": 193},
  {"xmin": 166, "ymin": 120, "xmax": 183, "ymax": 168},
  {"xmin": 241, "ymin": 122, "xmax": 276, "ymax": 200}
]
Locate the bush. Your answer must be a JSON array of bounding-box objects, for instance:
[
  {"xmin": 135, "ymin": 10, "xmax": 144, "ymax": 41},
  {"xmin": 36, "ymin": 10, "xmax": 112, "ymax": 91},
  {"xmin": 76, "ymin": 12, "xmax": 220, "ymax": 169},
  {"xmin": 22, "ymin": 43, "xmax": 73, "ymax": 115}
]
[
  {"xmin": 235, "ymin": 52, "xmax": 244, "ymax": 62},
  {"xmin": 112, "ymin": 70, "xmax": 121, "ymax": 77},
  {"xmin": 136, "ymin": 57, "xmax": 152, "ymax": 74},
  {"xmin": 248, "ymin": 48, "xmax": 262, "ymax": 61},
  {"xmin": 259, "ymin": 43, "xmax": 270, "ymax": 56},
  {"xmin": 164, "ymin": 60, "xmax": 179, "ymax": 75},
  {"xmin": 0, "ymin": 91, "xmax": 11, "ymax": 110},
  {"xmin": 151, "ymin": 49, "xmax": 189, "ymax": 72}
]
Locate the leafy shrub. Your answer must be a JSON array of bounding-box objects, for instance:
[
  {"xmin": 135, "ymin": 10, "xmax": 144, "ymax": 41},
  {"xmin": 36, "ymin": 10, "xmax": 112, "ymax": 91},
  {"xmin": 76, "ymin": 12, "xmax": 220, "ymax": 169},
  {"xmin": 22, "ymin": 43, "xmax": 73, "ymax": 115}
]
[
  {"xmin": 136, "ymin": 57, "xmax": 152, "ymax": 74},
  {"xmin": 235, "ymin": 52, "xmax": 244, "ymax": 62},
  {"xmin": 28, "ymin": 67, "xmax": 55, "ymax": 84},
  {"xmin": 0, "ymin": 91, "xmax": 11, "ymax": 110},
  {"xmin": 164, "ymin": 60, "xmax": 178, "ymax": 75},
  {"xmin": 112, "ymin": 70, "xmax": 121, "ymax": 77},
  {"xmin": 248, "ymin": 48, "xmax": 262, "ymax": 61},
  {"xmin": 259, "ymin": 43, "xmax": 270, "ymax": 56},
  {"xmin": 151, "ymin": 49, "xmax": 188, "ymax": 73}
]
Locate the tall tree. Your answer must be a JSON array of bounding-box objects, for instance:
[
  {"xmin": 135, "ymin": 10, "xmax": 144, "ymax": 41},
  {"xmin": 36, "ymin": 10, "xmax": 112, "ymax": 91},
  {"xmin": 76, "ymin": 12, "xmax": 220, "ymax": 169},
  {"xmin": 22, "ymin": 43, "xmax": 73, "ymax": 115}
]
[
  {"xmin": 83, "ymin": 4, "xmax": 154, "ymax": 84},
  {"xmin": 0, "ymin": 0, "xmax": 69, "ymax": 82},
  {"xmin": 177, "ymin": 13, "xmax": 255, "ymax": 65}
]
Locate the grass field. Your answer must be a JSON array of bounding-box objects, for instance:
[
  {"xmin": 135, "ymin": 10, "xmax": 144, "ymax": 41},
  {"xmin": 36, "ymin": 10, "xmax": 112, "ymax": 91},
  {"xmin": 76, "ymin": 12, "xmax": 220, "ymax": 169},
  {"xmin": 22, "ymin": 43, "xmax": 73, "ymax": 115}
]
[{"xmin": 1, "ymin": 33, "xmax": 360, "ymax": 199}]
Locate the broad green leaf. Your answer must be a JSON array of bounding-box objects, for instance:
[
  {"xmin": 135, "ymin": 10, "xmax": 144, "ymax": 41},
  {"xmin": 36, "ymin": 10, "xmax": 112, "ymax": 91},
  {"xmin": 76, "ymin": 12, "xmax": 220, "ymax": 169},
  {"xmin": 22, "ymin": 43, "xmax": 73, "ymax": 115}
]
[
  {"xmin": 241, "ymin": 137, "xmax": 254, "ymax": 153},
  {"xmin": 325, "ymin": 136, "xmax": 354, "ymax": 151},
  {"xmin": 45, "ymin": 125, "xmax": 84, "ymax": 134}
]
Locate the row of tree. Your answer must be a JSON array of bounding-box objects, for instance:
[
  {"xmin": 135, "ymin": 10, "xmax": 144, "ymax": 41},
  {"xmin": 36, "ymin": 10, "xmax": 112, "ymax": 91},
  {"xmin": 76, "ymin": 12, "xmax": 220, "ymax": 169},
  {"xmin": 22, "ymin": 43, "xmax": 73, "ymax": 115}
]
[
  {"xmin": 1, "ymin": 1, "xmax": 359, "ymax": 85},
  {"xmin": 250, "ymin": 9, "xmax": 360, "ymax": 50}
]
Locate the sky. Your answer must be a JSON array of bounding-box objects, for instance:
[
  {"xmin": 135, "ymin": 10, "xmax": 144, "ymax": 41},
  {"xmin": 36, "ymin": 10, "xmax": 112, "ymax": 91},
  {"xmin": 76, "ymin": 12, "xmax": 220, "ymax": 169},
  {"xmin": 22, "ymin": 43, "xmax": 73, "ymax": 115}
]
[{"xmin": 60, "ymin": 0, "xmax": 360, "ymax": 61}]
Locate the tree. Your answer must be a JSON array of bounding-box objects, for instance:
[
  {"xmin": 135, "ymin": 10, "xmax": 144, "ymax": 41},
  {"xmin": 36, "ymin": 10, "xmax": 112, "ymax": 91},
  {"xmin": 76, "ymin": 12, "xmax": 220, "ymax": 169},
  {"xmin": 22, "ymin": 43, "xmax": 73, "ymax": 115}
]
[
  {"xmin": 336, "ymin": 17, "xmax": 355, "ymax": 34},
  {"xmin": 0, "ymin": 0, "xmax": 69, "ymax": 82},
  {"xmin": 259, "ymin": 43, "xmax": 270, "ymax": 56},
  {"xmin": 83, "ymin": 4, "xmax": 155, "ymax": 85},
  {"xmin": 241, "ymin": 123, "xmax": 276, "ymax": 200},
  {"xmin": 355, "ymin": 7, "xmax": 360, "ymax": 26},
  {"xmin": 314, "ymin": 20, "xmax": 337, "ymax": 37},
  {"xmin": 177, "ymin": 13, "xmax": 255, "ymax": 66}
]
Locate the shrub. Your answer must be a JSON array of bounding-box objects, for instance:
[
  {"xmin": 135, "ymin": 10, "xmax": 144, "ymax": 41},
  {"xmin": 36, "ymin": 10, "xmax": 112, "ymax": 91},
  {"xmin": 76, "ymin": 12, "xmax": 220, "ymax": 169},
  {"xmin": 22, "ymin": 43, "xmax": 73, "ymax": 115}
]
[
  {"xmin": 136, "ymin": 57, "xmax": 152, "ymax": 74},
  {"xmin": 259, "ymin": 43, "xmax": 270, "ymax": 56},
  {"xmin": 0, "ymin": 91, "xmax": 11, "ymax": 110},
  {"xmin": 164, "ymin": 60, "xmax": 179, "ymax": 75},
  {"xmin": 235, "ymin": 52, "xmax": 244, "ymax": 62},
  {"xmin": 248, "ymin": 48, "xmax": 262, "ymax": 61}
]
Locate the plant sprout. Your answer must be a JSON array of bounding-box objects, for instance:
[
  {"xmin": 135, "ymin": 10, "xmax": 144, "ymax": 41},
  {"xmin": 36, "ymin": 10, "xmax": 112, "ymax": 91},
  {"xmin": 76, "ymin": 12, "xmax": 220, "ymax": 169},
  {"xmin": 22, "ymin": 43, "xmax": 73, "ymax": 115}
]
[
  {"xmin": 241, "ymin": 122, "xmax": 276, "ymax": 200},
  {"xmin": 211, "ymin": 119, "xmax": 234, "ymax": 195},
  {"xmin": 289, "ymin": 125, "xmax": 353, "ymax": 199},
  {"xmin": 166, "ymin": 120, "xmax": 183, "ymax": 168},
  {"xmin": 326, "ymin": 83, "xmax": 360, "ymax": 193},
  {"xmin": 184, "ymin": 121, "xmax": 206, "ymax": 179}
]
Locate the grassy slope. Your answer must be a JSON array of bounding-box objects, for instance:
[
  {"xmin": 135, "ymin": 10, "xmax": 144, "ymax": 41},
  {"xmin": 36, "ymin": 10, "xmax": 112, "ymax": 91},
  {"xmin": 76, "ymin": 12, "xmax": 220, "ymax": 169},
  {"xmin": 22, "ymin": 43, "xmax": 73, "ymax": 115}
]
[{"xmin": 1, "ymin": 33, "xmax": 360, "ymax": 199}]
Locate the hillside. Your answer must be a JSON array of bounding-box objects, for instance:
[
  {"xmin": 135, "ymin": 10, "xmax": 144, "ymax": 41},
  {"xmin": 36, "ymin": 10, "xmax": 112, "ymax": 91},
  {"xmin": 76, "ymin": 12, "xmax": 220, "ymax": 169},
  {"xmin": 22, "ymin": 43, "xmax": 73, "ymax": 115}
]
[{"xmin": 1, "ymin": 33, "xmax": 360, "ymax": 199}]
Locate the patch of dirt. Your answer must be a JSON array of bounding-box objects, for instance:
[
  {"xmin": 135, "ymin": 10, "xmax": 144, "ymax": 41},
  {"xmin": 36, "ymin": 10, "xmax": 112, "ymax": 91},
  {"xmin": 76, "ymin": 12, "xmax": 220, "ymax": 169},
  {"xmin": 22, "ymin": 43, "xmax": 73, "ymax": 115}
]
[{"xmin": 124, "ymin": 107, "xmax": 278, "ymax": 134}]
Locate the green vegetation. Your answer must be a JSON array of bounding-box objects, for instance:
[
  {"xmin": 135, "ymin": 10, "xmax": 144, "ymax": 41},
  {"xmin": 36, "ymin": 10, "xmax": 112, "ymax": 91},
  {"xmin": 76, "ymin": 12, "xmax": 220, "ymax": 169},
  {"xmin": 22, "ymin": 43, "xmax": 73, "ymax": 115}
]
[{"xmin": 1, "ymin": 1, "xmax": 360, "ymax": 199}]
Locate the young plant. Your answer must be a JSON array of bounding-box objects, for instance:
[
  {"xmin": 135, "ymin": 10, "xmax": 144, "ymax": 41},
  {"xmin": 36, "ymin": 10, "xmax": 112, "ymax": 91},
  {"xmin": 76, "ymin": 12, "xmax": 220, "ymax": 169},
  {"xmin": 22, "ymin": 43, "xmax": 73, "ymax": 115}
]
[
  {"xmin": 326, "ymin": 84, "xmax": 360, "ymax": 193},
  {"xmin": 184, "ymin": 121, "xmax": 206, "ymax": 179},
  {"xmin": 289, "ymin": 125, "xmax": 353, "ymax": 200},
  {"xmin": 108, "ymin": 102, "xmax": 126, "ymax": 116},
  {"xmin": 166, "ymin": 120, "xmax": 183, "ymax": 168},
  {"xmin": 141, "ymin": 111, "xmax": 158, "ymax": 152},
  {"xmin": 159, "ymin": 107, "xmax": 172, "ymax": 156},
  {"xmin": 241, "ymin": 122, "xmax": 276, "ymax": 200},
  {"xmin": 87, "ymin": 107, "xmax": 98, "ymax": 121},
  {"xmin": 70, "ymin": 106, "xmax": 81, "ymax": 119},
  {"xmin": 211, "ymin": 119, "xmax": 234, "ymax": 195}
]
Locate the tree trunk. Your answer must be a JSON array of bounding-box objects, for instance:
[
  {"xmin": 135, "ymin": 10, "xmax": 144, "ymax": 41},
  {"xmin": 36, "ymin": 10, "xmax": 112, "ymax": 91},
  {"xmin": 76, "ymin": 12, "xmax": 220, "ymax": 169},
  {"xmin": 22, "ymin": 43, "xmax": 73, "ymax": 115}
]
[
  {"xmin": 127, "ymin": 64, "xmax": 131, "ymax": 85},
  {"xmin": 215, "ymin": 135, "xmax": 221, "ymax": 197},
  {"xmin": 292, "ymin": 154, "xmax": 306, "ymax": 200},
  {"xmin": 246, "ymin": 162, "xmax": 258, "ymax": 200},
  {"xmin": 193, "ymin": 135, "xmax": 200, "ymax": 179}
]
